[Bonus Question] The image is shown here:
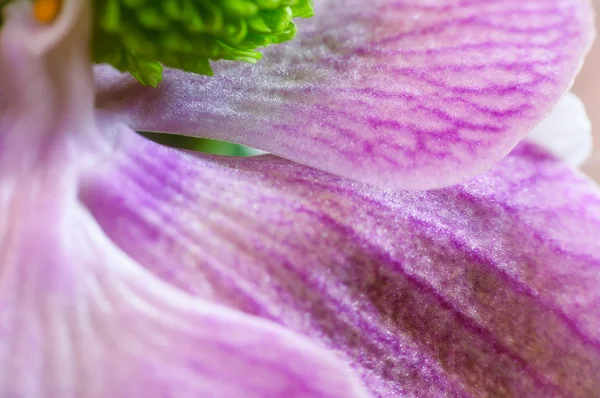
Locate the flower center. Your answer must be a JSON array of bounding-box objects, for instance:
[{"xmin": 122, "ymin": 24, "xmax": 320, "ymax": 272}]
[
  {"xmin": 90, "ymin": 0, "xmax": 314, "ymax": 86},
  {"xmin": 33, "ymin": 0, "xmax": 60, "ymax": 23},
  {"xmin": 1, "ymin": 0, "xmax": 313, "ymax": 87}
]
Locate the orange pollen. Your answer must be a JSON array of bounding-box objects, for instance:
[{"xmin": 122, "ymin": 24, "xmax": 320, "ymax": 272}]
[{"xmin": 34, "ymin": 0, "xmax": 61, "ymax": 24}]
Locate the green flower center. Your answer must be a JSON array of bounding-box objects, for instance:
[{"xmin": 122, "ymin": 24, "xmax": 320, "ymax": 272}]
[{"xmin": 92, "ymin": 0, "xmax": 314, "ymax": 86}]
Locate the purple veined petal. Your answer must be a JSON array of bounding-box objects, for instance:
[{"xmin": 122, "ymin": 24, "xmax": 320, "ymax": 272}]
[
  {"xmin": 0, "ymin": 3, "xmax": 368, "ymax": 397},
  {"xmin": 82, "ymin": 124, "xmax": 600, "ymax": 398},
  {"xmin": 96, "ymin": 0, "xmax": 595, "ymax": 190},
  {"xmin": 527, "ymin": 92, "xmax": 593, "ymax": 166},
  {"xmin": 0, "ymin": 172, "xmax": 368, "ymax": 398}
]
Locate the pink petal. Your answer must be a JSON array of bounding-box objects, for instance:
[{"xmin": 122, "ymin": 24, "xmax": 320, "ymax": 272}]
[
  {"xmin": 83, "ymin": 127, "xmax": 600, "ymax": 397},
  {"xmin": 0, "ymin": 180, "xmax": 367, "ymax": 397},
  {"xmin": 96, "ymin": 0, "xmax": 595, "ymax": 189},
  {"xmin": 0, "ymin": 3, "xmax": 367, "ymax": 396}
]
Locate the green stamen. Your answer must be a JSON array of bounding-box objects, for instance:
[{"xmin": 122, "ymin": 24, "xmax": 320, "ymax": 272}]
[{"xmin": 92, "ymin": 0, "xmax": 314, "ymax": 87}]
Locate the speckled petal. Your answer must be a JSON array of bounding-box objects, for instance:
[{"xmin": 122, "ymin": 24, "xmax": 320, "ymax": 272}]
[
  {"xmin": 82, "ymin": 129, "xmax": 600, "ymax": 398},
  {"xmin": 96, "ymin": 0, "xmax": 595, "ymax": 189}
]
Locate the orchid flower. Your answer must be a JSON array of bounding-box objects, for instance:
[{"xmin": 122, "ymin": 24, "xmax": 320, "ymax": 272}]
[{"xmin": 1, "ymin": 0, "xmax": 599, "ymax": 396}]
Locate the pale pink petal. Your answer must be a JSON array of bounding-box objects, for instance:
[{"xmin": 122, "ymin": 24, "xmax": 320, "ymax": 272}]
[
  {"xmin": 96, "ymin": 0, "xmax": 595, "ymax": 189},
  {"xmin": 83, "ymin": 126, "xmax": 600, "ymax": 397}
]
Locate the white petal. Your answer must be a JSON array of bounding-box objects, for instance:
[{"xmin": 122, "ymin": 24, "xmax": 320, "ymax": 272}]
[{"xmin": 527, "ymin": 92, "xmax": 592, "ymax": 167}]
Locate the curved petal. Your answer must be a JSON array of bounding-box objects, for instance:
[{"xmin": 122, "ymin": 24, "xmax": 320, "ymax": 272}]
[
  {"xmin": 0, "ymin": 0, "xmax": 97, "ymax": 150},
  {"xmin": 527, "ymin": 92, "xmax": 592, "ymax": 166},
  {"xmin": 0, "ymin": 3, "xmax": 368, "ymax": 397},
  {"xmin": 96, "ymin": 0, "xmax": 595, "ymax": 189},
  {"xmin": 0, "ymin": 189, "xmax": 368, "ymax": 397},
  {"xmin": 82, "ymin": 124, "xmax": 600, "ymax": 397}
]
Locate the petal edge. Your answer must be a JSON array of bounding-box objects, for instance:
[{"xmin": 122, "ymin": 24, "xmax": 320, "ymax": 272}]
[{"xmin": 97, "ymin": 0, "xmax": 596, "ymax": 189}]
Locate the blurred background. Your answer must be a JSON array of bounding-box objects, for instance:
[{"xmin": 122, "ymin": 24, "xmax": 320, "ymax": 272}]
[{"xmin": 574, "ymin": 0, "xmax": 600, "ymax": 181}]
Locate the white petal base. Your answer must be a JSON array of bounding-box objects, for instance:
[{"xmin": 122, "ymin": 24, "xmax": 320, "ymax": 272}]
[{"xmin": 528, "ymin": 92, "xmax": 592, "ymax": 167}]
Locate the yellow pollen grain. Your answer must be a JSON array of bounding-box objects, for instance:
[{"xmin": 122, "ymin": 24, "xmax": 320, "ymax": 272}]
[{"xmin": 34, "ymin": 0, "xmax": 61, "ymax": 24}]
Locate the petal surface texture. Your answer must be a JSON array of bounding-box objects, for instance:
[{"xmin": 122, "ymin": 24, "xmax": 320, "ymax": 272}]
[
  {"xmin": 1, "ymin": 197, "xmax": 367, "ymax": 398},
  {"xmin": 84, "ymin": 130, "xmax": 600, "ymax": 397},
  {"xmin": 0, "ymin": 2, "xmax": 368, "ymax": 397},
  {"xmin": 96, "ymin": 0, "xmax": 595, "ymax": 189},
  {"xmin": 527, "ymin": 92, "xmax": 593, "ymax": 166}
]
